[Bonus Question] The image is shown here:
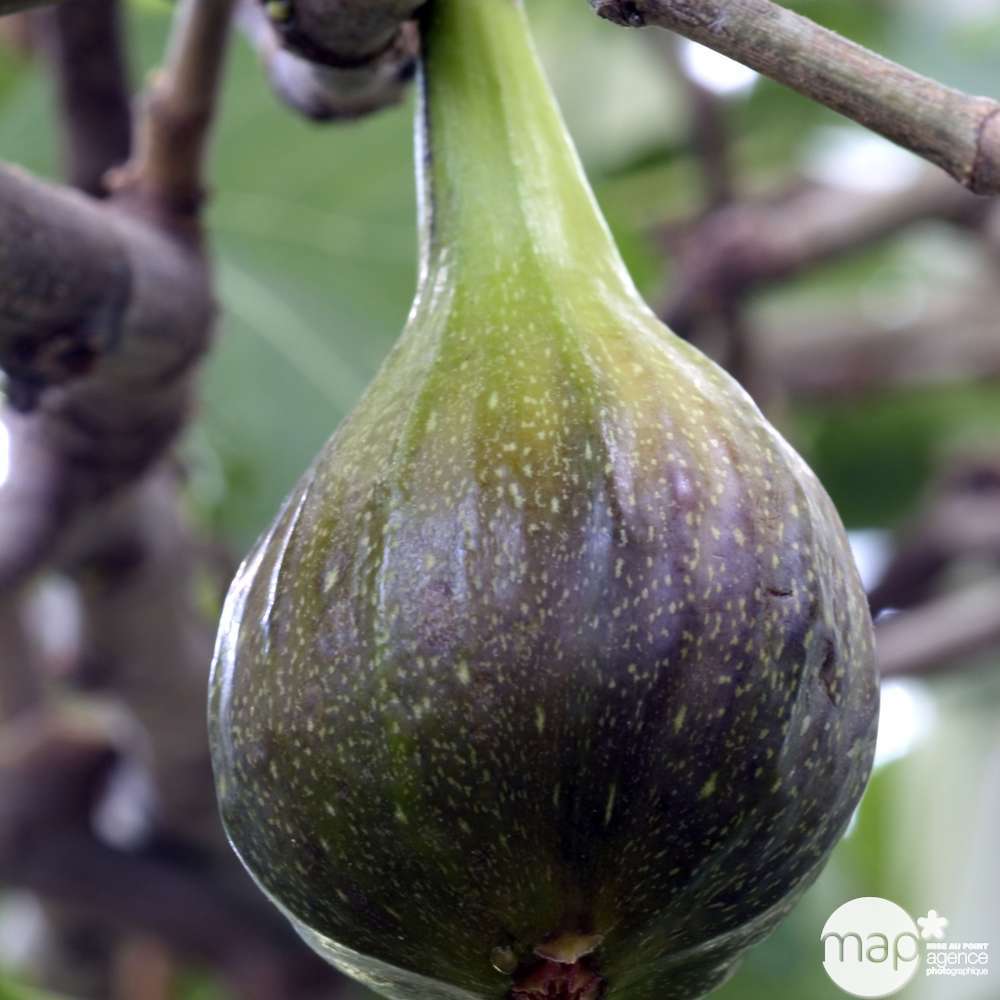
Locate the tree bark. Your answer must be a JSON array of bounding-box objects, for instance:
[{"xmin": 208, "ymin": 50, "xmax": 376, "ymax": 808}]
[{"xmin": 592, "ymin": 0, "xmax": 1000, "ymax": 195}]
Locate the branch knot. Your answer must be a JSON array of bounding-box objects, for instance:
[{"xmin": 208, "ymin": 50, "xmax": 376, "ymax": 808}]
[
  {"xmin": 970, "ymin": 105, "xmax": 1000, "ymax": 196},
  {"xmin": 594, "ymin": 0, "xmax": 646, "ymax": 28}
]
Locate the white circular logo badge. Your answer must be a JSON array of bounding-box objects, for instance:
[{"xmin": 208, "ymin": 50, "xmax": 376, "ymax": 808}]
[{"xmin": 821, "ymin": 897, "xmax": 922, "ymax": 997}]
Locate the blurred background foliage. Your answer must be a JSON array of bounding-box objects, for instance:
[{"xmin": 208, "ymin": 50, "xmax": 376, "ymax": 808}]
[{"xmin": 1, "ymin": 0, "xmax": 999, "ymax": 997}]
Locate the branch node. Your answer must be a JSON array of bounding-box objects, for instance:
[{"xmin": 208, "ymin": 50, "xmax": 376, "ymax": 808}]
[
  {"xmin": 971, "ymin": 105, "xmax": 1000, "ymax": 196},
  {"xmin": 239, "ymin": 0, "xmax": 418, "ymax": 121},
  {"xmin": 271, "ymin": 4, "xmax": 407, "ymax": 68},
  {"xmin": 594, "ymin": 0, "xmax": 646, "ymax": 28}
]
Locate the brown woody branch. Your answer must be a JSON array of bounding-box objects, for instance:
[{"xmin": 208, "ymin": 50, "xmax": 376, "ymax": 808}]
[
  {"xmin": 7, "ymin": 834, "xmax": 332, "ymax": 1000},
  {"xmin": 662, "ymin": 170, "xmax": 988, "ymax": 333},
  {"xmin": 876, "ymin": 578, "xmax": 1000, "ymax": 678},
  {"xmin": 0, "ymin": 13, "xmax": 32, "ymax": 52},
  {"xmin": 263, "ymin": 0, "xmax": 421, "ymax": 66},
  {"xmin": 67, "ymin": 466, "xmax": 223, "ymax": 846},
  {"xmin": 0, "ymin": 166, "xmax": 133, "ymax": 384},
  {"xmin": 238, "ymin": 0, "xmax": 417, "ymax": 121},
  {"xmin": 652, "ymin": 33, "xmax": 777, "ymax": 407},
  {"xmin": 5, "ymin": 832, "xmax": 329, "ymax": 1000},
  {"xmin": 0, "ymin": 0, "xmax": 62, "ymax": 14},
  {"xmin": 113, "ymin": 0, "xmax": 237, "ymax": 215},
  {"xmin": 758, "ymin": 295, "xmax": 1000, "ymax": 402},
  {"xmin": 30, "ymin": 0, "xmax": 131, "ymax": 197},
  {"xmin": 0, "ymin": 706, "xmax": 337, "ymax": 1000},
  {"xmin": 0, "ymin": 4, "xmax": 137, "ymax": 642},
  {"xmin": 0, "ymin": 0, "xmax": 346, "ymax": 994},
  {"xmin": 0, "ymin": 167, "xmax": 213, "ymax": 591},
  {"xmin": 866, "ymin": 452, "xmax": 1000, "ymax": 617},
  {"xmin": 654, "ymin": 34, "xmax": 734, "ymax": 209},
  {"xmin": 0, "ymin": 598, "xmax": 45, "ymax": 721},
  {"xmin": 0, "ymin": 0, "xmax": 238, "ymax": 594},
  {"xmin": 593, "ymin": 0, "xmax": 1000, "ymax": 196}
]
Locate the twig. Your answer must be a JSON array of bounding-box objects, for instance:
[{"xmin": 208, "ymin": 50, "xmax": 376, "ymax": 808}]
[
  {"xmin": 0, "ymin": 0, "xmax": 341, "ymax": 993},
  {"xmin": 263, "ymin": 0, "xmax": 422, "ymax": 66},
  {"xmin": 0, "ymin": 166, "xmax": 132, "ymax": 385},
  {"xmin": 654, "ymin": 34, "xmax": 734, "ymax": 208},
  {"xmin": 876, "ymin": 578, "xmax": 1000, "ymax": 678},
  {"xmin": 237, "ymin": 0, "xmax": 417, "ymax": 121},
  {"xmin": 867, "ymin": 452, "xmax": 1000, "ymax": 616},
  {"xmin": 0, "ymin": 166, "xmax": 213, "ymax": 591},
  {"xmin": 759, "ymin": 299, "xmax": 1000, "ymax": 401},
  {"xmin": 0, "ymin": 11, "xmax": 34, "ymax": 54},
  {"xmin": 662, "ymin": 170, "xmax": 986, "ymax": 331},
  {"xmin": 0, "ymin": 707, "xmax": 334, "ymax": 1000},
  {"xmin": 68, "ymin": 466, "xmax": 222, "ymax": 846},
  {"xmin": 30, "ymin": 0, "xmax": 131, "ymax": 197},
  {"xmin": 0, "ymin": 412, "xmax": 74, "ymax": 595},
  {"xmin": 0, "ymin": 596, "xmax": 46, "ymax": 721},
  {"xmin": 112, "ymin": 937, "xmax": 174, "ymax": 1000},
  {"xmin": 0, "ymin": 0, "xmax": 63, "ymax": 14},
  {"xmin": 0, "ymin": 164, "xmax": 212, "ymax": 434},
  {"xmin": 114, "ymin": 0, "xmax": 237, "ymax": 215},
  {"xmin": 592, "ymin": 0, "xmax": 1000, "ymax": 195},
  {"xmin": 0, "ymin": 0, "xmax": 234, "ymax": 590},
  {"xmin": 651, "ymin": 33, "xmax": 777, "ymax": 406},
  {"xmin": 8, "ymin": 834, "xmax": 333, "ymax": 1000}
]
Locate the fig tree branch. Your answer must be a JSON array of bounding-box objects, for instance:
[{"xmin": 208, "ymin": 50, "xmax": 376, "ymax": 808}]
[
  {"xmin": 662, "ymin": 170, "xmax": 988, "ymax": 333},
  {"xmin": 0, "ymin": 0, "xmax": 315, "ymax": 962},
  {"xmin": 3, "ymin": 832, "xmax": 331, "ymax": 1000},
  {"xmin": 0, "ymin": 600, "xmax": 45, "ymax": 721},
  {"xmin": 592, "ymin": 0, "xmax": 1000, "ymax": 196},
  {"xmin": 0, "ymin": 13, "xmax": 31, "ymax": 52},
  {"xmin": 0, "ymin": 166, "xmax": 213, "ymax": 595},
  {"xmin": 654, "ymin": 33, "xmax": 776, "ymax": 406},
  {"xmin": 866, "ymin": 453, "xmax": 1000, "ymax": 617},
  {"xmin": 0, "ymin": 0, "xmax": 63, "ymax": 14},
  {"xmin": 876, "ymin": 577, "xmax": 1000, "ymax": 678},
  {"xmin": 0, "ymin": 167, "xmax": 131, "ymax": 389},
  {"xmin": 114, "ymin": 0, "xmax": 237, "ymax": 214},
  {"xmin": 760, "ymin": 297, "xmax": 1000, "ymax": 401},
  {"xmin": 262, "ymin": 0, "xmax": 421, "ymax": 66},
  {"xmin": 0, "ymin": 707, "xmax": 333, "ymax": 1000},
  {"xmin": 654, "ymin": 33, "xmax": 733, "ymax": 209},
  {"xmin": 0, "ymin": 166, "xmax": 211, "ymax": 418},
  {"xmin": 68, "ymin": 467, "xmax": 224, "ymax": 845},
  {"xmin": 237, "ymin": 0, "xmax": 417, "ymax": 120},
  {"xmin": 0, "ymin": 20, "xmax": 251, "ymax": 988},
  {"xmin": 30, "ymin": 0, "xmax": 131, "ymax": 196},
  {"xmin": 0, "ymin": 0, "xmax": 237, "ymax": 596}
]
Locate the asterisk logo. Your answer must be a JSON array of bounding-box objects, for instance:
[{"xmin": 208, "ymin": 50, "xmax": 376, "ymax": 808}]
[{"xmin": 917, "ymin": 909, "xmax": 949, "ymax": 940}]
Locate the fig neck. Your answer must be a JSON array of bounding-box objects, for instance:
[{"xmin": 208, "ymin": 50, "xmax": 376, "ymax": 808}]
[{"xmin": 415, "ymin": 0, "xmax": 638, "ymax": 302}]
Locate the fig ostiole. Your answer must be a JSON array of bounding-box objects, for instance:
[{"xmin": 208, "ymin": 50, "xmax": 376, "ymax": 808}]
[{"xmin": 209, "ymin": 0, "xmax": 879, "ymax": 997}]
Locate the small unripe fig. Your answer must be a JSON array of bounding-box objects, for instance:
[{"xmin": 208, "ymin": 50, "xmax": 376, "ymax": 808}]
[{"xmin": 209, "ymin": 0, "xmax": 879, "ymax": 997}]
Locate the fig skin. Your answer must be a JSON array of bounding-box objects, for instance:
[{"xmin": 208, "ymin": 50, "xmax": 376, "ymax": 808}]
[
  {"xmin": 208, "ymin": 0, "xmax": 879, "ymax": 997},
  {"xmin": 210, "ymin": 295, "xmax": 877, "ymax": 998}
]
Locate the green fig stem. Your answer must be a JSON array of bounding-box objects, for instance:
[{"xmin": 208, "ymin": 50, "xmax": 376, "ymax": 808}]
[{"xmin": 416, "ymin": 0, "xmax": 637, "ymax": 298}]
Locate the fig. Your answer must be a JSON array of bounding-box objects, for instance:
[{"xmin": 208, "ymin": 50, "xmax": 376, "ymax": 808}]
[{"xmin": 208, "ymin": 0, "xmax": 879, "ymax": 996}]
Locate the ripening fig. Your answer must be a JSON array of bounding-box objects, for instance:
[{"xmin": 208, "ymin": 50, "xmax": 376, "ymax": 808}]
[{"xmin": 209, "ymin": 0, "xmax": 879, "ymax": 997}]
